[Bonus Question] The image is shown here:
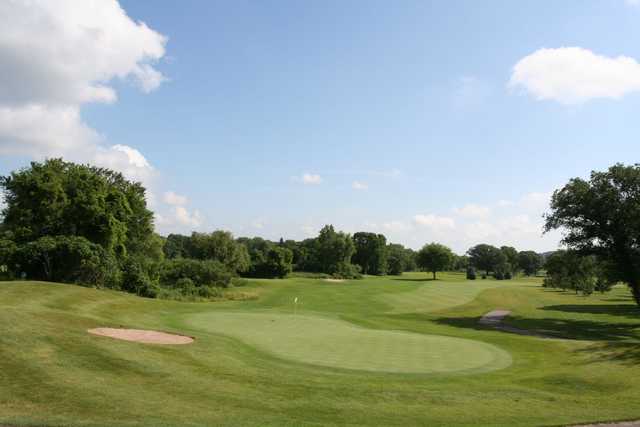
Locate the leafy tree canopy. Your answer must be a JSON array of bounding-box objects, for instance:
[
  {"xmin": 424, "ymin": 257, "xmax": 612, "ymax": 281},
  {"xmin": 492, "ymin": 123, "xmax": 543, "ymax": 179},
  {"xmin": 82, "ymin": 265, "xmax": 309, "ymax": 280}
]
[
  {"xmin": 416, "ymin": 242, "xmax": 454, "ymax": 280},
  {"xmin": 545, "ymin": 163, "xmax": 640, "ymax": 305}
]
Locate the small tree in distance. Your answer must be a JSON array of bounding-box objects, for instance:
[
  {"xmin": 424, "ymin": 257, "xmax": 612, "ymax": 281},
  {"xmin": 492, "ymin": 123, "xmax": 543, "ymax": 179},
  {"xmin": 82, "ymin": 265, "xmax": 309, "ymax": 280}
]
[{"xmin": 417, "ymin": 243, "xmax": 454, "ymax": 280}]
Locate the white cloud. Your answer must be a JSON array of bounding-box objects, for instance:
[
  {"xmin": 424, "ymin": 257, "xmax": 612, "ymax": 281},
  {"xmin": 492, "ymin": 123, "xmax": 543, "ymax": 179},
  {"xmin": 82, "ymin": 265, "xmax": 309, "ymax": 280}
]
[
  {"xmin": 0, "ymin": 1, "xmax": 207, "ymax": 234},
  {"xmin": 352, "ymin": 181, "xmax": 368, "ymax": 190},
  {"xmin": 509, "ymin": 47, "xmax": 640, "ymax": 104},
  {"xmin": 163, "ymin": 191, "xmax": 188, "ymax": 206},
  {"xmin": 452, "ymin": 203, "xmax": 490, "ymax": 218},
  {"xmin": 626, "ymin": 0, "xmax": 640, "ymax": 6},
  {"xmin": 0, "ymin": 0, "xmax": 166, "ymax": 183},
  {"xmin": 300, "ymin": 173, "xmax": 322, "ymax": 185},
  {"xmin": 382, "ymin": 220, "xmax": 411, "ymax": 232},
  {"xmin": 413, "ymin": 214, "xmax": 456, "ymax": 230}
]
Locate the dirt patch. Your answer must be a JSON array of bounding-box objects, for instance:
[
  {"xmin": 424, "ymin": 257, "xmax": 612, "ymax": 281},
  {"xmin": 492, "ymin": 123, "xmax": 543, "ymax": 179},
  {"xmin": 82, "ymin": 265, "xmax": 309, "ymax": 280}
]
[
  {"xmin": 88, "ymin": 328, "xmax": 194, "ymax": 344},
  {"xmin": 324, "ymin": 278, "xmax": 345, "ymax": 283}
]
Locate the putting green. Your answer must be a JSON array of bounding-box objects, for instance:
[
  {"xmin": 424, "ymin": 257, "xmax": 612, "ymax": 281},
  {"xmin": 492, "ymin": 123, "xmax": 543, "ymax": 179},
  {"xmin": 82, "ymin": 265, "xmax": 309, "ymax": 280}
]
[{"xmin": 187, "ymin": 311, "xmax": 512, "ymax": 374}]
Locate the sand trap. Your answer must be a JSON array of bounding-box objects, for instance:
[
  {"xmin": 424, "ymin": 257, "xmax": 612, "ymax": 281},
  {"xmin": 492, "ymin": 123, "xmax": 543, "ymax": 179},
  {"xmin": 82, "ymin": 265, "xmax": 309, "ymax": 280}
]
[
  {"xmin": 324, "ymin": 278, "xmax": 345, "ymax": 283},
  {"xmin": 479, "ymin": 310, "xmax": 511, "ymax": 325},
  {"xmin": 88, "ymin": 328, "xmax": 194, "ymax": 345}
]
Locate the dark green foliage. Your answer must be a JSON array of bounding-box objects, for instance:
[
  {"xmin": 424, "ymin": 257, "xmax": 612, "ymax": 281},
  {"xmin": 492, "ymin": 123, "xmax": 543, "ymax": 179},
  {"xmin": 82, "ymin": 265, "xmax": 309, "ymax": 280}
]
[
  {"xmin": 352, "ymin": 232, "xmax": 388, "ymax": 275},
  {"xmin": 543, "ymin": 251, "xmax": 615, "ymax": 296},
  {"xmin": 11, "ymin": 235, "xmax": 120, "ymax": 288},
  {"xmin": 315, "ymin": 225, "xmax": 356, "ymax": 275},
  {"xmin": 239, "ymin": 237, "xmax": 293, "ymax": 278},
  {"xmin": 163, "ymin": 234, "xmax": 192, "ymax": 259},
  {"xmin": 466, "ymin": 266, "xmax": 476, "ymax": 280},
  {"xmin": 189, "ymin": 231, "xmax": 251, "ymax": 273},
  {"xmin": 1, "ymin": 158, "xmax": 153, "ymax": 257},
  {"xmin": 416, "ymin": 243, "xmax": 454, "ymax": 280},
  {"xmin": 452, "ymin": 255, "xmax": 470, "ymax": 271},
  {"xmin": 518, "ymin": 251, "xmax": 543, "ymax": 276},
  {"xmin": 467, "ymin": 244, "xmax": 505, "ymax": 276},
  {"xmin": 386, "ymin": 244, "xmax": 412, "ymax": 275},
  {"xmin": 545, "ymin": 163, "xmax": 640, "ymax": 305},
  {"xmin": 160, "ymin": 258, "xmax": 234, "ymax": 289},
  {"xmin": 120, "ymin": 257, "xmax": 158, "ymax": 298}
]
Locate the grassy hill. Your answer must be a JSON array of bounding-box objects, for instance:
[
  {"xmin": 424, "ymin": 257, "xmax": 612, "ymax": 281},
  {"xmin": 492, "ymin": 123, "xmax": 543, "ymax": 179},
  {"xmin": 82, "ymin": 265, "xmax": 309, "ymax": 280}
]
[{"xmin": 1, "ymin": 273, "xmax": 640, "ymax": 426}]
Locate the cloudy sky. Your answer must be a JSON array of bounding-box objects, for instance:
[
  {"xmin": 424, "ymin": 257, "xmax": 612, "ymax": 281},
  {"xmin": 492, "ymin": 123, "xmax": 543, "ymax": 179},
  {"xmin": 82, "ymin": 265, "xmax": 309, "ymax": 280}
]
[{"xmin": 1, "ymin": 0, "xmax": 639, "ymax": 253}]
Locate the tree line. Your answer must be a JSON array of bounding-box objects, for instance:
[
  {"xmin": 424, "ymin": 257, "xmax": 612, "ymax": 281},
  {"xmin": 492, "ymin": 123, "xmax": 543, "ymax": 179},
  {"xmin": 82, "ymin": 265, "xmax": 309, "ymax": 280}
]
[{"xmin": 2, "ymin": 160, "xmax": 639, "ymax": 306}]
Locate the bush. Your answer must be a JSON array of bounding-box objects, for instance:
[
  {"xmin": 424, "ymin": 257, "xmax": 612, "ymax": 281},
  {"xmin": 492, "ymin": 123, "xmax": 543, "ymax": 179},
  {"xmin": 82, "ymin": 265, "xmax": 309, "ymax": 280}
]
[
  {"xmin": 13, "ymin": 235, "xmax": 120, "ymax": 288},
  {"xmin": 160, "ymin": 258, "xmax": 234, "ymax": 288},
  {"xmin": 466, "ymin": 267, "xmax": 476, "ymax": 280},
  {"xmin": 331, "ymin": 262, "xmax": 362, "ymax": 279},
  {"xmin": 120, "ymin": 257, "xmax": 158, "ymax": 298}
]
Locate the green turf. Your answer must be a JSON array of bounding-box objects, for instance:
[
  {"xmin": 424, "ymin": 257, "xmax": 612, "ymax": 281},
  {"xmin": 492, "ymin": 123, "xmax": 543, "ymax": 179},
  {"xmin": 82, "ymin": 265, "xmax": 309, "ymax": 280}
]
[
  {"xmin": 1, "ymin": 273, "xmax": 640, "ymax": 427},
  {"xmin": 187, "ymin": 311, "xmax": 512, "ymax": 373}
]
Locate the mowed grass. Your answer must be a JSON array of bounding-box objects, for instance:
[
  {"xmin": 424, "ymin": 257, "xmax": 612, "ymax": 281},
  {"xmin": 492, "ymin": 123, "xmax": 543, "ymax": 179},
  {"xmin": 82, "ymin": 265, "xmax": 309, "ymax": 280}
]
[
  {"xmin": 0, "ymin": 273, "xmax": 639, "ymax": 426},
  {"xmin": 187, "ymin": 311, "xmax": 512, "ymax": 374}
]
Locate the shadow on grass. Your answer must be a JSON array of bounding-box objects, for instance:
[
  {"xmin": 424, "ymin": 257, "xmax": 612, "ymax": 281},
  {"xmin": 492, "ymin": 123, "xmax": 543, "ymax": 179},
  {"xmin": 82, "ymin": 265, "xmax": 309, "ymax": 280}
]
[
  {"xmin": 541, "ymin": 304, "xmax": 639, "ymax": 319},
  {"xmin": 390, "ymin": 278, "xmax": 436, "ymax": 283},
  {"xmin": 575, "ymin": 342, "xmax": 640, "ymax": 365},
  {"xmin": 433, "ymin": 315, "xmax": 640, "ymax": 341}
]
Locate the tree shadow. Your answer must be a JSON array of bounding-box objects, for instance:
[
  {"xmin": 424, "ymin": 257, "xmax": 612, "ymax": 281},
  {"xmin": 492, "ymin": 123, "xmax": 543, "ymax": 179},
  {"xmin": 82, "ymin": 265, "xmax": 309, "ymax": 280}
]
[
  {"xmin": 540, "ymin": 304, "xmax": 639, "ymax": 319},
  {"xmin": 433, "ymin": 315, "xmax": 640, "ymax": 341},
  {"xmin": 574, "ymin": 342, "xmax": 640, "ymax": 366},
  {"xmin": 390, "ymin": 278, "xmax": 437, "ymax": 283}
]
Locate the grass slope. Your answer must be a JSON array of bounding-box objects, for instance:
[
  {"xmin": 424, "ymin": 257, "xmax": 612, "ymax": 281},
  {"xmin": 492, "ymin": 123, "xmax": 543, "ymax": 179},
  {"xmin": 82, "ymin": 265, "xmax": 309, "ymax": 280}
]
[{"xmin": 1, "ymin": 273, "xmax": 640, "ymax": 427}]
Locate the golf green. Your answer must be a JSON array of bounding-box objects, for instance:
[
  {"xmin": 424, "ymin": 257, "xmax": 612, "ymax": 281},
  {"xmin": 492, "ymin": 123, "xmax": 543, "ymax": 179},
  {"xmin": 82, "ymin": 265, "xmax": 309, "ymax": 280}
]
[{"xmin": 187, "ymin": 311, "xmax": 512, "ymax": 374}]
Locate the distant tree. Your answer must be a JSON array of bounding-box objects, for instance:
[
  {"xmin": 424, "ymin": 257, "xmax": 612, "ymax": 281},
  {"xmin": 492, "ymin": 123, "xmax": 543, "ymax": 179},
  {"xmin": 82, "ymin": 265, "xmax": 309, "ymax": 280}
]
[
  {"xmin": 542, "ymin": 251, "xmax": 615, "ymax": 295},
  {"xmin": 467, "ymin": 244, "xmax": 505, "ymax": 277},
  {"xmin": 452, "ymin": 254, "xmax": 470, "ymax": 271},
  {"xmin": 315, "ymin": 225, "xmax": 357, "ymax": 277},
  {"xmin": 386, "ymin": 243, "xmax": 412, "ymax": 275},
  {"xmin": 544, "ymin": 163, "xmax": 640, "ymax": 305},
  {"xmin": 416, "ymin": 243, "xmax": 454, "ymax": 280},
  {"xmin": 352, "ymin": 232, "xmax": 388, "ymax": 275},
  {"xmin": 466, "ymin": 266, "xmax": 476, "ymax": 280},
  {"xmin": 500, "ymin": 246, "xmax": 519, "ymax": 275},
  {"xmin": 239, "ymin": 237, "xmax": 293, "ymax": 278},
  {"xmin": 164, "ymin": 234, "xmax": 192, "ymax": 259},
  {"xmin": 518, "ymin": 251, "xmax": 543, "ymax": 276},
  {"xmin": 189, "ymin": 231, "xmax": 250, "ymax": 273}
]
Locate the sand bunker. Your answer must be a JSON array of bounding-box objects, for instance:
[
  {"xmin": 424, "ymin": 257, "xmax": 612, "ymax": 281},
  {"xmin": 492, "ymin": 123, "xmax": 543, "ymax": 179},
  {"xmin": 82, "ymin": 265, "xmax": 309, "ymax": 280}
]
[
  {"xmin": 88, "ymin": 328, "xmax": 194, "ymax": 344},
  {"xmin": 324, "ymin": 278, "xmax": 345, "ymax": 283}
]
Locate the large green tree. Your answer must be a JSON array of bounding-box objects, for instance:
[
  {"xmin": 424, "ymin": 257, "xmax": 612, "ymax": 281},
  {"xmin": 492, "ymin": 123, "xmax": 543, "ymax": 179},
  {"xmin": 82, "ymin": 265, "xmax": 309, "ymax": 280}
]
[
  {"xmin": 315, "ymin": 225, "xmax": 357, "ymax": 276},
  {"xmin": 416, "ymin": 243, "xmax": 454, "ymax": 280},
  {"xmin": 545, "ymin": 163, "xmax": 640, "ymax": 306},
  {"xmin": 352, "ymin": 232, "xmax": 388, "ymax": 275},
  {"xmin": 467, "ymin": 244, "xmax": 505, "ymax": 277},
  {"xmin": 189, "ymin": 231, "xmax": 250, "ymax": 273},
  {"xmin": 1, "ymin": 159, "xmax": 154, "ymax": 258},
  {"xmin": 518, "ymin": 251, "xmax": 543, "ymax": 276}
]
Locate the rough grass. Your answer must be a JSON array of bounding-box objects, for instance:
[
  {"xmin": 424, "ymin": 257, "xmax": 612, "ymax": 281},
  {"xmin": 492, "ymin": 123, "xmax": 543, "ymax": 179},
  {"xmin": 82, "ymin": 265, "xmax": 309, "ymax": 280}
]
[{"xmin": 1, "ymin": 273, "xmax": 640, "ymax": 426}]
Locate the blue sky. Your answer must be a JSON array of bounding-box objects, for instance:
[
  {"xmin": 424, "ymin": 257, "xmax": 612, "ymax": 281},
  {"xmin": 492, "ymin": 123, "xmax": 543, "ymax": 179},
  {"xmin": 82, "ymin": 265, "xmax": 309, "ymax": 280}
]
[{"xmin": 1, "ymin": 1, "xmax": 640, "ymax": 252}]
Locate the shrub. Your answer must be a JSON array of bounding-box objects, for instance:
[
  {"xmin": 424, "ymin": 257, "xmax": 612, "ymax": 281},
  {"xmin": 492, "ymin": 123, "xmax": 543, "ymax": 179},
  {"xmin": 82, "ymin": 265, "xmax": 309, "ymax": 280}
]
[
  {"xmin": 466, "ymin": 267, "xmax": 476, "ymax": 280},
  {"xmin": 160, "ymin": 258, "xmax": 234, "ymax": 288},
  {"xmin": 331, "ymin": 262, "xmax": 362, "ymax": 279},
  {"xmin": 120, "ymin": 257, "xmax": 158, "ymax": 298},
  {"xmin": 13, "ymin": 235, "xmax": 120, "ymax": 288}
]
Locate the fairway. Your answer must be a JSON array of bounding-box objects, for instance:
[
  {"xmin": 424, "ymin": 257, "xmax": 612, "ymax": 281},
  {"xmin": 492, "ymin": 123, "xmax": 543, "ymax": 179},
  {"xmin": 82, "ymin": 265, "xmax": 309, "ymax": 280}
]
[
  {"xmin": 2, "ymin": 275, "xmax": 640, "ymax": 427},
  {"xmin": 187, "ymin": 311, "xmax": 512, "ymax": 373}
]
